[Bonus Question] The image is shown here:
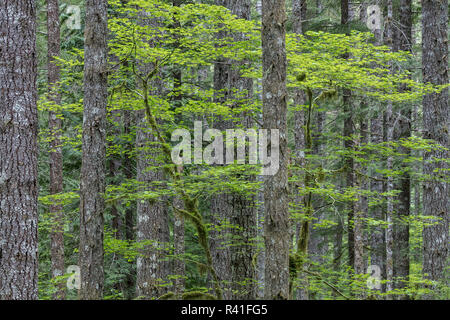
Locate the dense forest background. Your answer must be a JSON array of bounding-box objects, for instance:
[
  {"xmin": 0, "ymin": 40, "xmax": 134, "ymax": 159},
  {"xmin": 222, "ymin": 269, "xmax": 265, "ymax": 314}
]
[{"xmin": 0, "ymin": 0, "xmax": 448, "ymax": 300}]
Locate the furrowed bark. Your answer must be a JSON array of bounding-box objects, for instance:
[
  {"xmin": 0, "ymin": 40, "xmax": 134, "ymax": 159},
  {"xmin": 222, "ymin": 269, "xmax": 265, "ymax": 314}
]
[
  {"xmin": 421, "ymin": 0, "xmax": 449, "ymax": 299},
  {"xmin": 0, "ymin": 0, "xmax": 39, "ymax": 300},
  {"xmin": 262, "ymin": 0, "xmax": 290, "ymax": 300},
  {"xmin": 211, "ymin": 0, "xmax": 257, "ymax": 300},
  {"xmin": 135, "ymin": 68, "xmax": 170, "ymax": 299},
  {"xmin": 79, "ymin": 0, "xmax": 108, "ymax": 300},
  {"xmin": 292, "ymin": 0, "xmax": 308, "ymax": 300}
]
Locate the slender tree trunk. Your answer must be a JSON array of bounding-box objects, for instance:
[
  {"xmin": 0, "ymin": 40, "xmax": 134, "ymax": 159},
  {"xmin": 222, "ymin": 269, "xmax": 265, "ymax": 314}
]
[
  {"xmin": 79, "ymin": 0, "xmax": 108, "ymax": 300},
  {"xmin": 369, "ymin": 1, "xmax": 386, "ymax": 292},
  {"xmin": 123, "ymin": 109, "xmax": 135, "ymax": 299},
  {"xmin": 412, "ymin": 100, "xmax": 422, "ymax": 265},
  {"xmin": 421, "ymin": 0, "xmax": 449, "ymax": 299},
  {"xmin": 369, "ymin": 109, "xmax": 386, "ymax": 292},
  {"xmin": 384, "ymin": 0, "xmax": 395, "ymax": 297},
  {"xmin": 171, "ymin": 3, "xmax": 185, "ymax": 297},
  {"xmin": 0, "ymin": 0, "xmax": 38, "ymax": 300},
  {"xmin": 385, "ymin": 126, "xmax": 394, "ymax": 297},
  {"xmin": 123, "ymin": 110, "xmax": 135, "ymax": 242},
  {"xmin": 358, "ymin": 1, "xmax": 370, "ymax": 280},
  {"xmin": 47, "ymin": 0, "xmax": 66, "ymax": 300},
  {"xmin": 332, "ymin": 209, "xmax": 344, "ymax": 298},
  {"xmin": 341, "ymin": 0, "xmax": 355, "ymax": 272},
  {"xmin": 262, "ymin": 0, "xmax": 290, "ymax": 300},
  {"xmin": 392, "ymin": 0, "xmax": 412, "ymax": 299},
  {"xmin": 354, "ymin": 114, "xmax": 368, "ymax": 279},
  {"xmin": 292, "ymin": 0, "xmax": 308, "ymax": 300},
  {"xmin": 173, "ymin": 194, "xmax": 185, "ymax": 298}
]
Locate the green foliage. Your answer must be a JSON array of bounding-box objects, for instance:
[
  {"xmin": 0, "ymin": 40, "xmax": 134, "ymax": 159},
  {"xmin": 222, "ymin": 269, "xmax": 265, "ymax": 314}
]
[{"xmin": 34, "ymin": 0, "xmax": 449, "ymax": 300}]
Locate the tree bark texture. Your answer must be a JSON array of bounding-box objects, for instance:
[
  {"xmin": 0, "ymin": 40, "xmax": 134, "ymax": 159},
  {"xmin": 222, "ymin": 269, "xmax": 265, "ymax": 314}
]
[
  {"xmin": 79, "ymin": 0, "xmax": 108, "ymax": 300},
  {"xmin": 262, "ymin": 0, "xmax": 290, "ymax": 300},
  {"xmin": 421, "ymin": 0, "xmax": 449, "ymax": 297},
  {"xmin": 0, "ymin": 0, "xmax": 39, "ymax": 300}
]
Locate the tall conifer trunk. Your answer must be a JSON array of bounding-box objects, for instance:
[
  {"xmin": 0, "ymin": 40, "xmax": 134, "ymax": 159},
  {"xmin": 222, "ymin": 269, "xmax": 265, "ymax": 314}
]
[
  {"xmin": 421, "ymin": 0, "xmax": 449, "ymax": 298},
  {"xmin": 79, "ymin": 0, "xmax": 108, "ymax": 300},
  {"xmin": 0, "ymin": 0, "xmax": 39, "ymax": 300},
  {"xmin": 262, "ymin": 0, "xmax": 290, "ymax": 300},
  {"xmin": 393, "ymin": 0, "xmax": 412, "ymax": 298}
]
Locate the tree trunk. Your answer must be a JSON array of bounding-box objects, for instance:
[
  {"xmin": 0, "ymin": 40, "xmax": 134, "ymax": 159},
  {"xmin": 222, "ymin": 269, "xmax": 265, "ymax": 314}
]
[
  {"xmin": 256, "ymin": 176, "xmax": 265, "ymax": 299},
  {"xmin": 123, "ymin": 109, "xmax": 136, "ymax": 299},
  {"xmin": 421, "ymin": 0, "xmax": 449, "ymax": 298},
  {"xmin": 47, "ymin": 0, "xmax": 66, "ymax": 300},
  {"xmin": 262, "ymin": 0, "xmax": 290, "ymax": 300},
  {"xmin": 341, "ymin": 0, "xmax": 355, "ymax": 272},
  {"xmin": 354, "ymin": 113, "xmax": 368, "ymax": 280},
  {"xmin": 292, "ymin": 0, "xmax": 308, "ymax": 300},
  {"xmin": 332, "ymin": 210, "xmax": 344, "ymax": 298},
  {"xmin": 210, "ymin": 1, "xmax": 233, "ymax": 299},
  {"xmin": 369, "ymin": 0, "xmax": 386, "ymax": 292},
  {"xmin": 231, "ymin": 192, "xmax": 257, "ymax": 300},
  {"xmin": 210, "ymin": 0, "xmax": 256, "ymax": 300},
  {"xmin": 135, "ymin": 106, "xmax": 170, "ymax": 299},
  {"xmin": 358, "ymin": 3, "xmax": 370, "ymax": 280},
  {"xmin": 134, "ymin": 11, "xmax": 171, "ymax": 300},
  {"xmin": 0, "ymin": 0, "xmax": 38, "ymax": 300},
  {"xmin": 392, "ymin": 0, "xmax": 412, "ymax": 299},
  {"xmin": 79, "ymin": 0, "xmax": 108, "ymax": 300},
  {"xmin": 173, "ymin": 195, "xmax": 185, "ymax": 298},
  {"xmin": 171, "ymin": 3, "xmax": 185, "ymax": 297},
  {"xmin": 369, "ymin": 109, "xmax": 386, "ymax": 292},
  {"xmin": 384, "ymin": 0, "xmax": 394, "ymax": 297}
]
